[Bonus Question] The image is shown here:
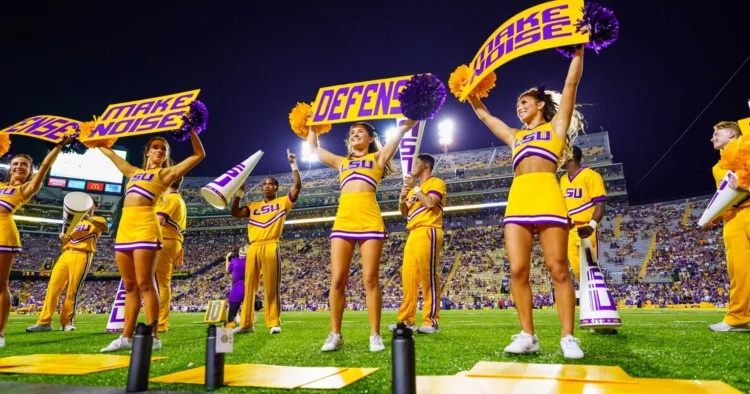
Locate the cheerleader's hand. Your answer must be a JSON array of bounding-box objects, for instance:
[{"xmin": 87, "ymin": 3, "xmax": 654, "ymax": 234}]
[
  {"xmin": 727, "ymin": 176, "xmax": 750, "ymax": 193},
  {"xmin": 58, "ymin": 233, "xmax": 65, "ymax": 240},
  {"xmin": 403, "ymin": 174, "xmax": 416, "ymax": 190}
]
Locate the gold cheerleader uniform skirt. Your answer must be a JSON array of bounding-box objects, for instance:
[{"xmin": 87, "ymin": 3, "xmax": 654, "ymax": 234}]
[
  {"xmin": 330, "ymin": 192, "xmax": 386, "ymax": 240},
  {"xmin": 0, "ymin": 213, "xmax": 22, "ymax": 253},
  {"xmin": 115, "ymin": 206, "xmax": 163, "ymax": 251},
  {"xmin": 504, "ymin": 172, "xmax": 570, "ymax": 227}
]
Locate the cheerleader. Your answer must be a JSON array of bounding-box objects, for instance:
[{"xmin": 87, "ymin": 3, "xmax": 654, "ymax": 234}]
[
  {"xmin": 100, "ymin": 129, "xmax": 204, "ymax": 352},
  {"xmin": 0, "ymin": 137, "xmax": 71, "ymax": 347},
  {"xmin": 307, "ymin": 117, "xmax": 416, "ymax": 352},
  {"xmin": 466, "ymin": 46, "xmax": 586, "ymax": 358}
]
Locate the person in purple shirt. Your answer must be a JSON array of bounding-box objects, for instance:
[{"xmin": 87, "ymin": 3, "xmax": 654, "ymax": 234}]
[{"xmin": 226, "ymin": 245, "xmax": 248, "ymax": 325}]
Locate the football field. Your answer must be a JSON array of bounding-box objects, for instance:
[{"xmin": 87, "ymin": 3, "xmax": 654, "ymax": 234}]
[{"xmin": 2, "ymin": 310, "xmax": 749, "ymax": 393}]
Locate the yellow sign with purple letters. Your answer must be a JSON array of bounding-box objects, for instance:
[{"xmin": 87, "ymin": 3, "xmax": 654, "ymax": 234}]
[
  {"xmin": 83, "ymin": 90, "xmax": 200, "ymax": 141},
  {"xmin": 0, "ymin": 115, "xmax": 81, "ymax": 144},
  {"xmin": 459, "ymin": 0, "xmax": 588, "ymax": 101},
  {"xmin": 307, "ymin": 75, "xmax": 412, "ymax": 126}
]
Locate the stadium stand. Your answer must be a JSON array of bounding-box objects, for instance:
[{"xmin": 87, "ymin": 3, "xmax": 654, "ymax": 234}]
[{"xmin": 9, "ymin": 132, "xmax": 730, "ymax": 317}]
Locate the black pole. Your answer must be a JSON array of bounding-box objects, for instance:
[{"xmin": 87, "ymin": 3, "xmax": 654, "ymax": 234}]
[
  {"xmin": 391, "ymin": 323, "xmax": 416, "ymax": 394},
  {"xmin": 126, "ymin": 322, "xmax": 154, "ymax": 392},
  {"xmin": 205, "ymin": 324, "xmax": 225, "ymax": 390}
]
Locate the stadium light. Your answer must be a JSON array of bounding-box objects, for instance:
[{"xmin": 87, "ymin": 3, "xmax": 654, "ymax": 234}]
[
  {"xmin": 385, "ymin": 128, "xmax": 398, "ymax": 142},
  {"xmin": 300, "ymin": 142, "xmax": 317, "ymax": 169},
  {"xmin": 438, "ymin": 120, "xmax": 454, "ymax": 153}
]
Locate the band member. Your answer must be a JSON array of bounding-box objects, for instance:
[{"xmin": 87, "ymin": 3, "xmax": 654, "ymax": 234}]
[
  {"xmin": 155, "ymin": 177, "xmax": 187, "ymax": 333},
  {"xmin": 27, "ymin": 199, "xmax": 108, "ymax": 332},
  {"xmin": 466, "ymin": 46, "xmax": 586, "ymax": 358},
  {"xmin": 100, "ymin": 130, "xmax": 205, "ymax": 352},
  {"xmin": 307, "ymin": 117, "xmax": 417, "ymax": 352},
  {"xmin": 560, "ymin": 146, "xmax": 606, "ymax": 281},
  {"xmin": 225, "ymin": 246, "xmax": 249, "ymax": 327},
  {"xmin": 0, "ymin": 138, "xmax": 70, "ymax": 347},
  {"xmin": 389, "ymin": 154, "xmax": 445, "ymax": 333},
  {"xmin": 708, "ymin": 121, "xmax": 750, "ymax": 331},
  {"xmin": 230, "ymin": 150, "xmax": 301, "ymax": 335}
]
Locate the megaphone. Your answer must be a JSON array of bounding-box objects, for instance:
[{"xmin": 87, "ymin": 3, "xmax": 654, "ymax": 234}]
[
  {"xmin": 698, "ymin": 171, "xmax": 748, "ymax": 227},
  {"xmin": 201, "ymin": 151, "xmax": 264, "ymax": 209},
  {"xmin": 105, "ymin": 279, "xmax": 127, "ymax": 333},
  {"xmin": 579, "ymin": 238, "xmax": 622, "ymax": 329},
  {"xmin": 396, "ymin": 118, "xmax": 425, "ymax": 177},
  {"xmin": 62, "ymin": 192, "xmax": 94, "ymax": 237}
]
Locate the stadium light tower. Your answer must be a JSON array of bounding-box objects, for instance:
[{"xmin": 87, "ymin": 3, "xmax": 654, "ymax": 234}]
[
  {"xmin": 300, "ymin": 141, "xmax": 317, "ymax": 170},
  {"xmin": 438, "ymin": 120, "xmax": 454, "ymax": 154}
]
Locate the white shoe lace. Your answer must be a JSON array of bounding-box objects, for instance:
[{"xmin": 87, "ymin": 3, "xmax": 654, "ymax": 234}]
[
  {"xmin": 325, "ymin": 333, "xmax": 338, "ymax": 345},
  {"xmin": 371, "ymin": 335, "xmax": 383, "ymax": 347}
]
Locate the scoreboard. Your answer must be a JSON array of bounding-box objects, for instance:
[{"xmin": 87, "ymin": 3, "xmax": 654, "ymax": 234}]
[{"xmin": 47, "ymin": 148, "xmax": 127, "ymax": 194}]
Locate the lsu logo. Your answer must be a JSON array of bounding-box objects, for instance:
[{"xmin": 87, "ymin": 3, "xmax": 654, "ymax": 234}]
[
  {"xmin": 340, "ymin": 159, "xmax": 374, "ymax": 172},
  {"xmin": 131, "ymin": 172, "xmax": 155, "ymax": 182},
  {"xmin": 74, "ymin": 224, "xmax": 91, "ymax": 232},
  {"xmin": 514, "ymin": 130, "xmax": 551, "ymax": 148},
  {"xmin": 253, "ymin": 203, "xmax": 280, "ymax": 216},
  {"xmin": 565, "ymin": 188, "xmax": 582, "ymax": 198},
  {"xmin": 0, "ymin": 187, "xmax": 17, "ymax": 196}
]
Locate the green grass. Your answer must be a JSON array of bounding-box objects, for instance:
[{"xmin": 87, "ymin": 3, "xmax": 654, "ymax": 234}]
[{"xmin": 2, "ymin": 310, "xmax": 749, "ymax": 393}]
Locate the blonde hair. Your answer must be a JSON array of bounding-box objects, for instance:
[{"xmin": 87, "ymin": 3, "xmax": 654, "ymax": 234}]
[
  {"xmin": 714, "ymin": 121, "xmax": 742, "ymax": 137},
  {"xmin": 519, "ymin": 87, "xmax": 587, "ymax": 167}
]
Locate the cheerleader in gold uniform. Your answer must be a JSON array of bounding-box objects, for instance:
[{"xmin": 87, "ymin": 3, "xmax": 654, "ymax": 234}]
[
  {"xmin": 0, "ymin": 138, "xmax": 70, "ymax": 347},
  {"xmin": 155, "ymin": 177, "xmax": 187, "ymax": 333},
  {"xmin": 27, "ymin": 199, "xmax": 108, "ymax": 332},
  {"xmin": 466, "ymin": 46, "xmax": 586, "ymax": 359},
  {"xmin": 708, "ymin": 121, "xmax": 750, "ymax": 332},
  {"xmin": 99, "ymin": 130, "xmax": 205, "ymax": 352},
  {"xmin": 308, "ymin": 118, "xmax": 417, "ymax": 352}
]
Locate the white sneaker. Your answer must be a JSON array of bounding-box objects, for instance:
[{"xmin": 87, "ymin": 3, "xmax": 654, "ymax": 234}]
[
  {"xmin": 0, "ymin": 336, "xmax": 4, "ymax": 348},
  {"xmin": 63, "ymin": 325, "xmax": 76, "ymax": 332},
  {"xmin": 321, "ymin": 333, "xmax": 344, "ymax": 352},
  {"xmin": 232, "ymin": 327, "xmax": 255, "ymax": 334},
  {"xmin": 152, "ymin": 338, "xmax": 162, "ymax": 351},
  {"xmin": 101, "ymin": 336, "xmax": 133, "ymax": 353},
  {"xmin": 709, "ymin": 322, "xmax": 750, "ymax": 332},
  {"xmin": 369, "ymin": 334, "xmax": 385, "ymax": 352},
  {"xmin": 503, "ymin": 331, "xmax": 539, "ymax": 354},
  {"xmin": 418, "ymin": 325, "xmax": 439, "ymax": 334},
  {"xmin": 26, "ymin": 324, "xmax": 52, "ymax": 333},
  {"xmin": 560, "ymin": 335, "xmax": 584, "ymax": 359},
  {"xmin": 270, "ymin": 327, "xmax": 281, "ymax": 334},
  {"xmin": 388, "ymin": 323, "xmax": 417, "ymax": 332}
]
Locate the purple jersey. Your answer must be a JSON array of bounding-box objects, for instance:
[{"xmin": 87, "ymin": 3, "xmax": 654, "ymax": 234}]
[{"xmin": 228, "ymin": 257, "xmax": 246, "ymax": 302}]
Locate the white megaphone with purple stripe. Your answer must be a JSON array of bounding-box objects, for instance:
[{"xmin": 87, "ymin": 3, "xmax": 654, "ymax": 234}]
[
  {"xmin": 698, "ymin": 171, "xmax": 748, "ymax": 227},
  {"xmin": 579, "ymin": 238, "xmax": 621, "ymax": 329},
  {"xmin": 396, "ymin": 118, "xmax": 425, "ymax": 177},
  {"xmin": 62, "ymin": 192, "xmax": 94, "ymax": 237},
  {"xmin": 201, "ymin": 151, "xmax": 264, "ymax": 209}
]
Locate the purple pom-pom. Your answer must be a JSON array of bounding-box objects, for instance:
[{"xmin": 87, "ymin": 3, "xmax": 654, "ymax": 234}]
[
  {"xmin": 170, "ymin": 100, "xmax": 209, "ymax": 142},
  {"xmin": 555, "ymin": 45, "xmax": 582, "ymax": 59},
  {"xmin": 48, "ymin": 128, "xmax": 88, "ymax": 155},
  {"xmin": 555, "ymin": 2, "xmax": 619, "ymax": 58},
  {"xmin": 62, "ymin": 139, "xmax": 88, "ymax": 155},
  {"xmin": 397, "ymin": 74, "xmax": 446, "ymax": 121}
]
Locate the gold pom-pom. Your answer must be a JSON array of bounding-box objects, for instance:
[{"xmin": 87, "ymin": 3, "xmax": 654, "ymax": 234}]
[
  {"xmin": 719, "ymin": 136, "xmax": 750, "ymax": 187},
  {"xmin": 448, "ymin": 65, "xmax": 497, "ymax": 102},
  {"xmin": 0, "ymin": 134, "xmax": 10, "ymax": 157},
  {"xmin": 289, "ymin": 102, "xmax": 331, "ymax": 139},
  {"xmin": 77, "ymin": 119, "xmax": 118, "ymax": 149}
]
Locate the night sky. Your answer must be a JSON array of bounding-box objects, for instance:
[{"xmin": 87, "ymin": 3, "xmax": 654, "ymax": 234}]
[{"xmin": 2, "ymin": 0, "xmax": 749, "ymax": 203}]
